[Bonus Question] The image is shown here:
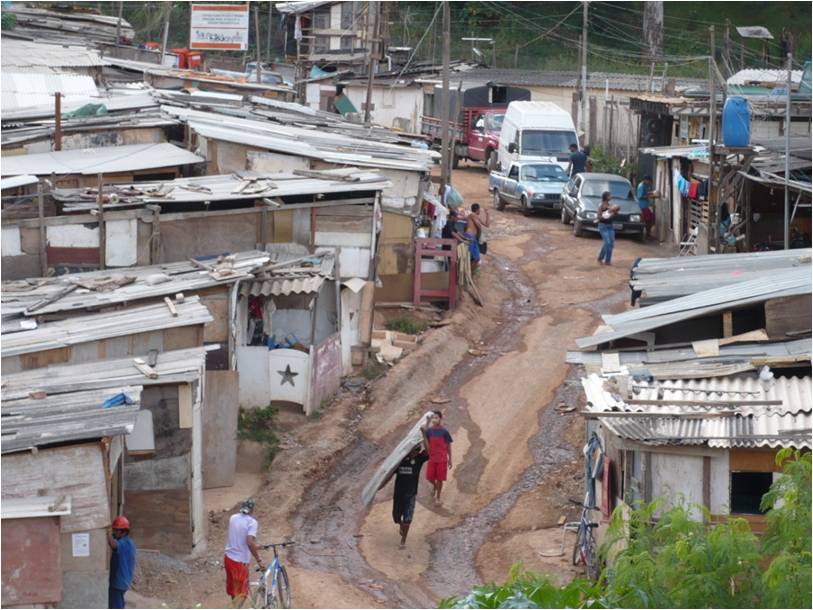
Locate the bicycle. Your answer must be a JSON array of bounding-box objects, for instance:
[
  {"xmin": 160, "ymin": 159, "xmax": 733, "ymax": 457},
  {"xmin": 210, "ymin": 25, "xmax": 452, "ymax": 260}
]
[
  {"xmin": 570, "ymin": 498, "xmax": 600, "ymax": 581},
  {"xmin": 251, "ymin": 541, "xmax": 295, "ymax": 609}
]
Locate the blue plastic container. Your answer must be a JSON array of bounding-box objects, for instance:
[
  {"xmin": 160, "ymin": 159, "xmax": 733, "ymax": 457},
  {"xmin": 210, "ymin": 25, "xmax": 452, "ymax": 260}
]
[{"xmin": 722, "ymin": 96, "xmax": 751, "ymax": 147}]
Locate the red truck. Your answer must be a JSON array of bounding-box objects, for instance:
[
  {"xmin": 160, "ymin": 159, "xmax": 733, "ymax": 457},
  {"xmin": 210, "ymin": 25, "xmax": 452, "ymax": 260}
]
[{"xmin": 421, "ymin": 83, "xmax": 531, "ymax": 171}]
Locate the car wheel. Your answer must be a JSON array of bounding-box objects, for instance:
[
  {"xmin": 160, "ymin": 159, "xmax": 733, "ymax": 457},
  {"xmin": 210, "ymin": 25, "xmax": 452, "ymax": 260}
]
[
  {"xmin": 493, "ymin": 189, "xmax": 506, "ymax": 211},
  {"xmin": 573, "ymin": 217, "xmax": 585, "ymax": 237},
  {"xmin": 560, "ymin": 206, "xmax": 570, "ymax": 225},
  {"xmin": 486, "ymin": 149, "xmax": 497, "ymax": 172},
  {"xmin": 521, "ymin": 196, "xmax": 531, "ymax": 216}
]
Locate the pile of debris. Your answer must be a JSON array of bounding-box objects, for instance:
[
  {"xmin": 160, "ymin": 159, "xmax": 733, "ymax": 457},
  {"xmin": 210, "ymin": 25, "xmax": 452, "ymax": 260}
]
[{"xmin": 3, "ymin": 4, "xmax": 135, "ymax": 46}]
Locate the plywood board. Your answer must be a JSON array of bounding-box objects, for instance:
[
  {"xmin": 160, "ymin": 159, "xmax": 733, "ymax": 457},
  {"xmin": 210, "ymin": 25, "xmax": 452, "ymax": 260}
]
[
  {"xmin": 202, "ymin": 370, "xmax": 239, "ymax": 488},
  {"xmin": 160, "ymin": 215, "xmax": 259, "ymax": 262},
  {"xmin": 1, "ymin": 516, "xmax": 62, "ymax": 606},
  {"xmin": 125, "ymin": 488, "xmax": 191, "ymax": 554},
  {"xmin": 1, "ymin": 443, "xmax": 109, "ymax": 533},
  {"xmin": 200, "ymin": 293, "xmax": 229, "ymax": 342},
  {"xmin": 46, "ymin": 223, "xmax": 99, "ymax": 248},
  {"xmin": 765, "ymin": 294, "xmax": 812, "ymax": 339},
  {"xmin": 162, "ymin": 324, "xmax": 203, "ymax": 351},
  {"xmin": 236, "ymin": 345, "xmax": 271, "ymax": 408}
]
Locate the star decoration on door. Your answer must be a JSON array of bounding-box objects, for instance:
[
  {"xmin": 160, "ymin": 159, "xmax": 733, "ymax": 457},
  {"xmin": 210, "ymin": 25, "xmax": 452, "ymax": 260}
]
[{"xmin": 278, "ymin": 364, "xmax": 298, "ymax": 387}]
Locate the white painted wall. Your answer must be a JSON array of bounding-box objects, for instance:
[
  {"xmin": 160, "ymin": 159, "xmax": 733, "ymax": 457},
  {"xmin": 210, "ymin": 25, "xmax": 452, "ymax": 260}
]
[
  {"xmin": 47, "ymin": 224, "xmax": 99, "ymax": 247},
  {"xmin": 379, "ymin": 168, "xmax": 422, "ymax": 213},
  {"xmin": 651, "ymin": 452, "xmax": 704, "ymax": 520},
  {"xmin": 340, "ymin": 287, "xmax": 362, "ymax": 374},
  {"xmin": 344, "ymin": 85, "xmax": 424, "ymax": 131},
  {"xmin": 236, "ymin": 345, "xmax": 272, "ymax": 407},
  {"xmin": 2, "ymin": 226, "xmax": 22, "ymax": 256},
  {"xmin": 105, "ymin": 218, "xmax": 138, "ymax": 267}
]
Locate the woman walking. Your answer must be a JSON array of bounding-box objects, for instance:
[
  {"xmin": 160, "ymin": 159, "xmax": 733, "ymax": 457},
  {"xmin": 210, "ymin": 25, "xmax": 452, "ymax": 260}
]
[{"xmin": 597, "ymin": 190, "xmax": 620, "ymax": 265}]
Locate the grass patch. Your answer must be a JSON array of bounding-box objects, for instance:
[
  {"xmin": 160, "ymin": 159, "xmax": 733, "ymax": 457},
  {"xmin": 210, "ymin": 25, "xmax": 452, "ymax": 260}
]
[
  {"xmin": 362, "ymin": 359, "xmax": 388, "ymax": 381},
  {"xmin": 237, "ymin": 404, "xmax": 279, "ymax": 465},
  {"xmin": 384, "ymin": 316, "xmax": 427, "ymax": 335}
]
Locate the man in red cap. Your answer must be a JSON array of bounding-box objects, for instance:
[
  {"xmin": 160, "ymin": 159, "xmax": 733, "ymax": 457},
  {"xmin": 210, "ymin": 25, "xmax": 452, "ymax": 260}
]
[{"xmin": 107, "ymin": 516, "xmax": 137, "ymax": 609}]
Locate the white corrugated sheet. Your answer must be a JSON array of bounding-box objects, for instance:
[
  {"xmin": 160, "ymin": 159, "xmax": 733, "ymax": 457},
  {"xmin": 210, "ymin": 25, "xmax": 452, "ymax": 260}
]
[
  {"xmin": 0, "ymin": 143, "xmax": 205, "ymax": 177},
  {"xmin": 0, "ymin": 175, "xmax": 38, "ymax": 190},
  {"xmin": 1, "ymin": 72, "xmax": 99, "ymax": 112},
  {"xmin": 582, "ymin": 374, "xmax": 812, "ymax": 449},
  {"xmin": 727, "ymin": 69, "xmax": 803, "ymax": 87},
  {"xmin": 1, "ymin": 39, "xmax": 107, "ymax": 71},
  {"xmin": 244, "ymin": 276, "xmax": 326, "ymax": 296}
]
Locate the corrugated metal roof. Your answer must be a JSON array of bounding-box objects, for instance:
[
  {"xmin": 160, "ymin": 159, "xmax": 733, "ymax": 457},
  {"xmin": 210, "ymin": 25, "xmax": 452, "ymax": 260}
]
[
  {"xmin": 275, "ymin": 1, "xmax": 333, "ymax": 14},
  {"xmin": 577, "ymin": 267, "xmax": 812, "ymax": 349},
  {"xmin": 1, "ymin": 496, "xmax": 72, "ymax": 519},
  {"xmin": 0, "ymin": 143, "xmax": 205, "ymax": 177},
  {"xmin": 728, "ymin": 69, "xmax": 804, "ymax": 86},
  {"xmin": 582, "ymin": 373, "xmax": 812, "ymax": 449},
  {"xmin": 631, "ymin": 249, "xmax": 812, "ymax": 303},
  {"xmin": 51, "ymin": 171, "xmax": 390, "ymax": 211},
  {"xmin": 1, "ymin": 39, "xmax": 107, "ymax": 71},
  {"xmin": 1, "ymin": 251, "xmax": 271, "ymax": 317},
  {"xmin": 0, "ymin": 175, "xmax": 38, "ymax": 190},
  {"xmin": 1, "ymin": 385, "xmax": 141, "ymax": 454},
  {"xmin": 1, "ymin": 297, "xmax": 213, "ymax": 357},
  {"xmin": 1, "ymin": 347, "xmax": 207, "ymax": 400},
  {"xmin": 1, "ymin": 72, "xmax": 99, "ymax": 112},
  {"xmin": 638, "ymin": 144, "xmax": 709, "ymax": 159},
  {"xmin": 163, "ymin": 106, "xmax": 438, "ymax": 172}
]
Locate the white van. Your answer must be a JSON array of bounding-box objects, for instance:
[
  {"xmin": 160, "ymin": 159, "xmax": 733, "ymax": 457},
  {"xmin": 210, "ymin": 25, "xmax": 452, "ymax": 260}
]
[{"xmin": 498, "ymin": 101, "xmax": 579, "ymax": 171}]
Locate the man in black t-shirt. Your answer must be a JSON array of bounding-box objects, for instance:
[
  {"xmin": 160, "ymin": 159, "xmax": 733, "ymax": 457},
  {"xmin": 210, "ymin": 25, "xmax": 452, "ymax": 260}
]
[{"xmin": 382, "ymin": 445, "xmax": 429, "ymax": 548}]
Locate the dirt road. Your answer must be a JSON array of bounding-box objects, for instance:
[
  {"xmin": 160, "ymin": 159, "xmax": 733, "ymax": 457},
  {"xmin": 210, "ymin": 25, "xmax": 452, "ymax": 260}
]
[{"xmin": 138, "ymin": 166, "xmax": 667, "ymax": 609}]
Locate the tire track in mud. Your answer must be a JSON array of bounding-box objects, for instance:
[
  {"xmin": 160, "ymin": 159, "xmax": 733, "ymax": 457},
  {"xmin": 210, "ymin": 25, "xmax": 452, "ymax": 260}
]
[{"xmin": 289, "ymin": 227, "xmax": 547, "ymax": 607}]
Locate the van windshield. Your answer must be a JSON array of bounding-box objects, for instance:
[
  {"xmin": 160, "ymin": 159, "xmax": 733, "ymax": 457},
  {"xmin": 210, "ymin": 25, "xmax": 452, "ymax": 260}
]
[
  {"xmin": 521, "ymin": 164, "xmax": 568, "ymax": 182},
  {"xmin": 520, "ymin": 130, "xmax": 577, "ymax": 155}
]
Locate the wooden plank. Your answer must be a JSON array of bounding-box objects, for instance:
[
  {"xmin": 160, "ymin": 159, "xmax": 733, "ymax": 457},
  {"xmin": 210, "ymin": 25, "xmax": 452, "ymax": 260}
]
[
  {"xmin": 163, "ymin": 296, "xmax": 178, "ymax": 317},
  {"xmin": 765, "ymin": 294, "xmax": 812, "ymax": 339},
  {"xmin": 702, "ymin": 456, "xmax": 711, "ymax": 518},
  {"xmin": 722, "ymin": 310, "xmax": 733, "ymax": 338},
  {"xmin": 178, "ymin": 383, "xmax": 193, "ymax": 429},
  {"xmin": 124, "ymin": 488, "xmax": 191, "ymax": 554},
  {"xmin": 729, "ymin": 448, "xmax": 782, "ymax": 473},
  {"xmin": 133, "ymin": 358, "xmax": 159, "ymax": 379},
  {"xmin": 45, "ymin": 246, "xmax": 100, "ymax": 265}
]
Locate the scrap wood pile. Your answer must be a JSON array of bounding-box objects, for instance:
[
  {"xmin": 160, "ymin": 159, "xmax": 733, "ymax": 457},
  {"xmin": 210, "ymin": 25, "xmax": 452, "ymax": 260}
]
[
  {"xmin": 457, "ymin": 242, "xmax": 483, "ymax": 306},
  {"xmin": 4, "ymin": 4, "xmax": 135, "ymax": 46}
]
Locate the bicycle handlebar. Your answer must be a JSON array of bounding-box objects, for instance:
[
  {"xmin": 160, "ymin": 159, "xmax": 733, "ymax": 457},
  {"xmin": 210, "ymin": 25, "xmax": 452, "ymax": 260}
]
[{"xmin": 261, "ymin": 541, "xmax": 296, "ymax": 550}]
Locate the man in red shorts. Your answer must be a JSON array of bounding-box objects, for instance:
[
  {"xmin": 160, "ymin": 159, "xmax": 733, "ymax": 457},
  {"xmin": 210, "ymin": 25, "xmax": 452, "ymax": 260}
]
[
  {"xmin": 422, "ymin": 411, "xmax": 453, "ymax": 504},
  {"xmin": 224, "ymin": 498, "xmax": 264, "ymax": 607}
]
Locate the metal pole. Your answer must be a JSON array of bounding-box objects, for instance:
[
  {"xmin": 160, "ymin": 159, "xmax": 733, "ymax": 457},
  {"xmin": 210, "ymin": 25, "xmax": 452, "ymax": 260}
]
[
  {"xmin": 784, "ymin": 52, "xmax": 792, "ymax": 249},
  {"xmin": 54, "ymin": 92, "xmax": 62, "ymax": 151},
  {"xmin": 115, "ymin": 1, "xmax": 123, "ymax": 47},
  {"xmin": 97, "ymin": 173, "xmax": 106, "ymax": 270},
  {"xmin": 160, "ymin": 2, "xmax": 171, "ymax": 63},
  {"xmin": 579, "ymin": 1, "xmax": 588, "ymax": 140},
  {"xmin": 440, "ymin": 0, "xmax": 451, "ymax": 187},
  {"xmin": 708, "ymin": 26, "xmax": 717, "ymax": 251},
  {"xmin": 37, "ymin": 182, "xmax": 48, "ymax": 276},
  {"xmin": 364, "ymin": 1, "xmax": 380, "ymax": 124},
  {"xmin": 254, "ymin": 3, "xmax": 262, "ymax": 83},
  {"xmin": 267, "ymin": 1, "xmax": 273, "ymax": 61}
]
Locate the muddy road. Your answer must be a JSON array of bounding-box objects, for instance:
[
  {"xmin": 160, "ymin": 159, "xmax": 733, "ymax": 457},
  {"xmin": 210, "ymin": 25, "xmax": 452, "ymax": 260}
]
[{"xmin": 138, "ymin": 166, "xmax": 667, "ymax": 609}]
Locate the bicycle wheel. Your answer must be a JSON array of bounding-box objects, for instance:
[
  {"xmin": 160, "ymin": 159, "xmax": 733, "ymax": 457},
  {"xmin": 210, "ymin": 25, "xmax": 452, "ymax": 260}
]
[
  {"xmin": 270, "ymin": 566, "xmax": 291, "ymax": 609},
  {"xmin": 571, "ymin": 526, "xmax": 586, "ymax": 567},
  {"xmin": 584, "ymin": 530, "xmax": 600, "ymax": 581},
  {"xmin": 252, "ymin": 582, "xmax": 272, "ymax": 609}
]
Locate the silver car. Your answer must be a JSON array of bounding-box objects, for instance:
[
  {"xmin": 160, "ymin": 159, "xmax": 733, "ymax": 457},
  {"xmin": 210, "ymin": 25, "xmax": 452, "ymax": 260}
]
[{"xmin": 560, "ymin": 173, "xmax": 645, "ymax": 240}]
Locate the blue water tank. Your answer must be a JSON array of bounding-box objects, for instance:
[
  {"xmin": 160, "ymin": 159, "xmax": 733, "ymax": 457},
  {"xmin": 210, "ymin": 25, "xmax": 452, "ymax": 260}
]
[{"xmin": 722, "ymin": 96, "xmax": 751, "ymax": 147}]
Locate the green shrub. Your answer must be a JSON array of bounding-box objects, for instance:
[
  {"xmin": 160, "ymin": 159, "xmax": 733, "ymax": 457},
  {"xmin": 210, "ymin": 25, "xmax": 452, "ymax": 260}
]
[
  {"xmin": 384, "ymin": 316, "xmax": 427, "ymax": 335},
  {"xmin": 237, "ymin": 404, "xmax": 279, "ymax": 464}
]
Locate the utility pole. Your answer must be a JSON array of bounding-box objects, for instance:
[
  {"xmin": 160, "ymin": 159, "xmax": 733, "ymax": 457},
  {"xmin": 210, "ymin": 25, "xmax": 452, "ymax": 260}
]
[
  {"xmin": 723, "ymin": 19, "xmax": 732, "ymax": 77},
  {"xmin": 272, "ymin": 2, "xmax": 274, "ymax": 62},
  {"xmin": 708, "ymin": 26, "xmax": 716, "ymax": 147},
  {"xmin": 708, "ymin": 25, "xmax": 717, "ymax": 250},
  {"xmin": 784, "ymin": 52, "xmax": 792, "ymax": 249},
  {"xmin": 440, "ymin": 0, "xmax": 451, "ymax": 187},
  {"xmin": 115, "ymin": 1, "xmax": 123, "ymax": 47},
  {"xmin": 254, "ymin": 3, "xmax": 262, "ymax": 82},
  {"xmin": 643, "ymin": 1, "xmax": 663, "ymax": 61},
  {"xmin": 364, "ymin": 1, "xmax": 380, "ymax": 124},
  {"xmin": 160, "ymin": 2, "xmax": 171, "ymax": 62},
  {"xmin": 579, "ymin": 1, "xmax": 588, "ymax": 143}
]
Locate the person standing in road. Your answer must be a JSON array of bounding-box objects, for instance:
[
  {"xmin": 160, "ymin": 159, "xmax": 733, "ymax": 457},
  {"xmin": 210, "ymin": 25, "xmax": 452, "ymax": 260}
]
[
  {"xmin": 597, "ymin": 190, "xmax": 620, "ymax": 265},
  {"xmin": 463, "ymin": 207, "xmax": 483, "ymax": 272},
  {"xmin": 566, "ymin": 144, "xmax": 588, "ymax": 177},
  {"xmin": 422, "ymin": 411, "xmax": 453, "ymax": 504},
  {"xmin": 472, "ymin": 202, "xmax": 491, "ymax": 255},
  {"xmin": 224, "ymin": 499, "xmax": 265, "ymax": 608},
  {"xmin": 637, "ymin": 175, "xmax": 656, "ymax": 240},
  {"xmin": 107, "ymin": 516, "xmax": 137, "ymax": 609},
  {"xmin": 381, "ymin": 443, "xmax": 429, "ymax": 548}
]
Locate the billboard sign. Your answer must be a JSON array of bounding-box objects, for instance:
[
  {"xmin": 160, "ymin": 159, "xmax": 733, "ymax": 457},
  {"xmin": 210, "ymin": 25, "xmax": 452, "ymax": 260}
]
[{"xmin": 190, "ymin": 4, "xmax": 249, "ymax": 51}]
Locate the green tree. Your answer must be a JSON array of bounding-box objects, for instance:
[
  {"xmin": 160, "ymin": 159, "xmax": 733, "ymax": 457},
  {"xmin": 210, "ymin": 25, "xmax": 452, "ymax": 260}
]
[{"xmin": 440, "ymin": 452, "xmax": 812, "ymax": 609}]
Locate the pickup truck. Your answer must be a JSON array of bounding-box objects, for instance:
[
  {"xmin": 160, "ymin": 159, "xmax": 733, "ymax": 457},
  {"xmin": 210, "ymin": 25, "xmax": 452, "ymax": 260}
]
[{"xmin": 489, "ymin": 162, "xmax": 569, "ymax": 214}]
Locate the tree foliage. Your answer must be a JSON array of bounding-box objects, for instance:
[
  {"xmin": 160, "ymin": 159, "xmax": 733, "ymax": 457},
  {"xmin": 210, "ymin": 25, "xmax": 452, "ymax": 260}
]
[{"xmin": 441, "ymin": 452, "xmax": 812, "ymax": 609}]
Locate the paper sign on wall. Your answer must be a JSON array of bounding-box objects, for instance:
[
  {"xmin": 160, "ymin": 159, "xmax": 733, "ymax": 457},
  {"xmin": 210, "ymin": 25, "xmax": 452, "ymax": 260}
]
[{"xmin": 72, "ymin": 532, "xmax": 90, "ymax": 557}]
